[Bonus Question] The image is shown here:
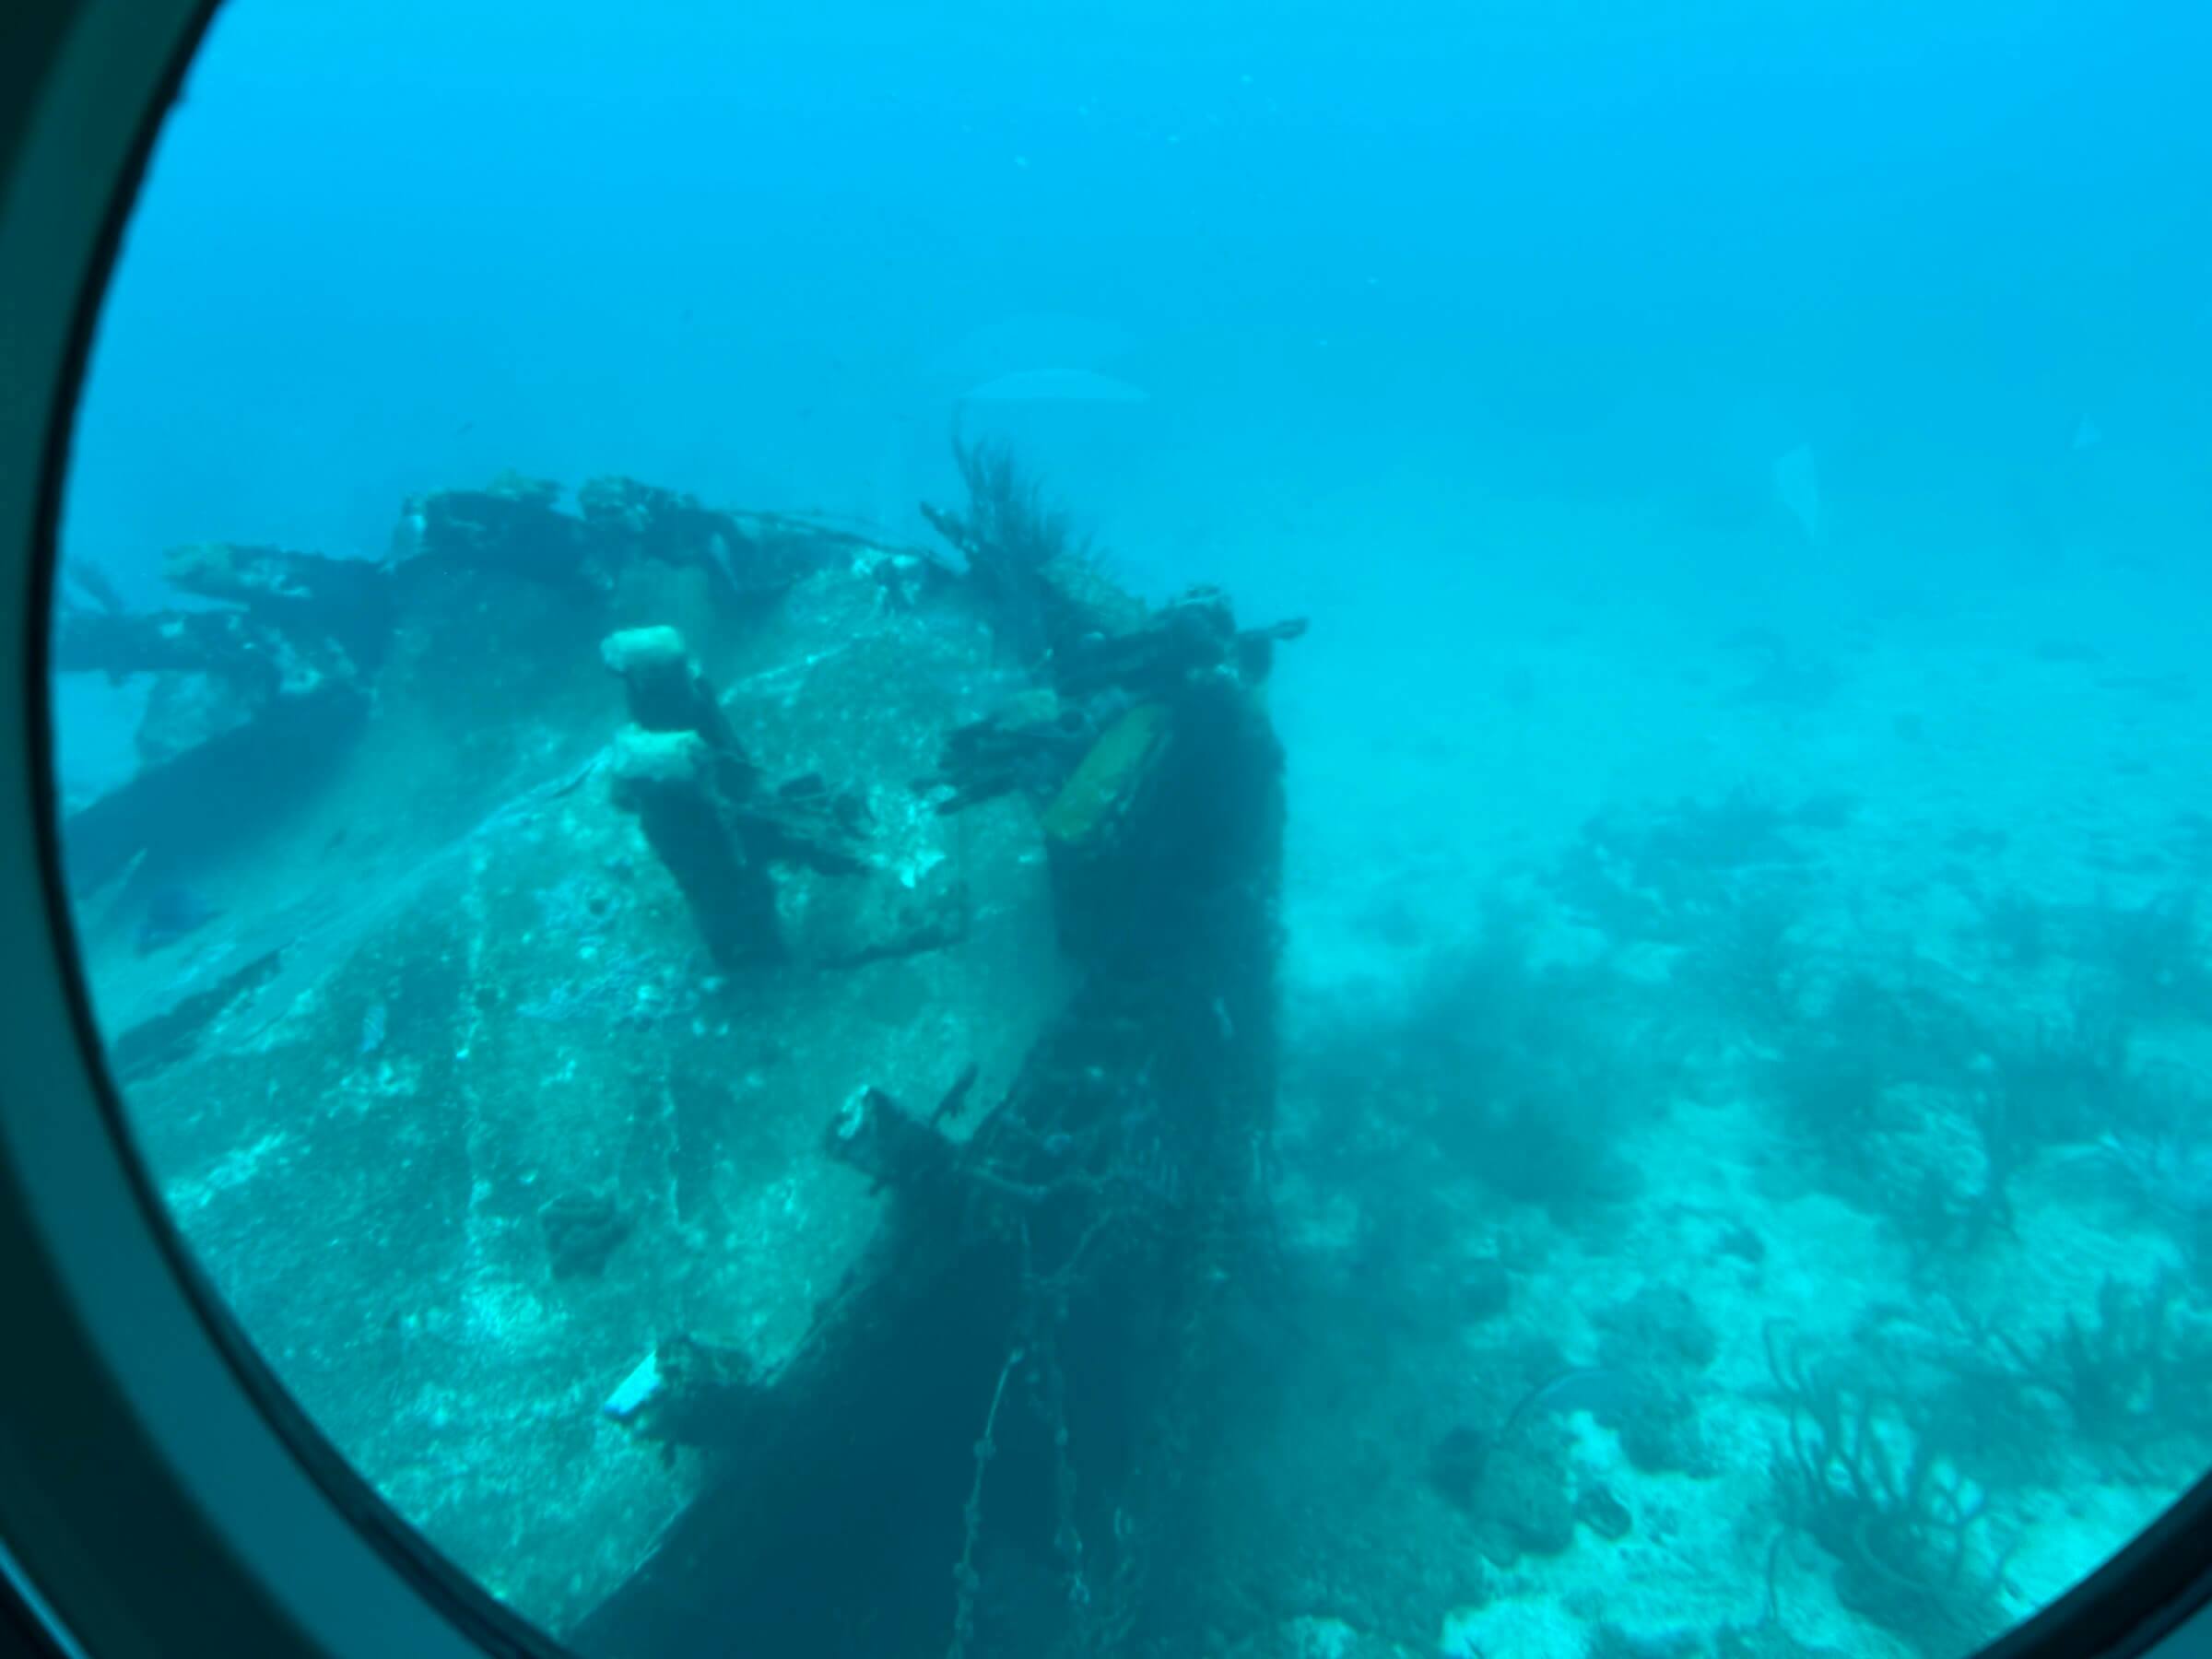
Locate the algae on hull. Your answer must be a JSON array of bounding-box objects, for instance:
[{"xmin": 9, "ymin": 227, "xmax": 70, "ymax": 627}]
[{"xmin": 1041, "ymin": 700, "xmax": 1172, "ymax": 851}]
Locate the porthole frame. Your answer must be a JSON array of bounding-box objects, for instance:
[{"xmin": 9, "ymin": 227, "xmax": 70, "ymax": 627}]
[{"xmin": 0, "ymin": 3, "xmax": 2209, "ymax": 1656}]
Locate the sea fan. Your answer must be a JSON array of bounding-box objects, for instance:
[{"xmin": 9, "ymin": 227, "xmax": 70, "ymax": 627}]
[{"xmin": 2063, "ymin": 1125, "xmax": 2212, "ymax": 1229}]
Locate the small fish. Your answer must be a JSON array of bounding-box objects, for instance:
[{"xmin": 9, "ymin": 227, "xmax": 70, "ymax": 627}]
[
  {"xmin": 359, "ymin": 1002, "xmax": 388, "ymax": 1056},
  {"xmin": 64, "ymin": 560, "xmax": 126, "ymax": 616},
  {"xmin": 135, "ymin": 884, "xmax": 221, "ymax": 955},
  {"xmin": 1498, "ymin": 1365, "xmax": 1641, "ymax": 1443},
  {"xmin": 929, "ymin": 1060, "xmax": 982, "ymax": 1126},
  {"xmin": 1771, "ymin": 444, "xmax": 1820, "ymax": 545},
  {"xmin": 705, "ymin": 532, "xmax": 740, "ymax": 593}
]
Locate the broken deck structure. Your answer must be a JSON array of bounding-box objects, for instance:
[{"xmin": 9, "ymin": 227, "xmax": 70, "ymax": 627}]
[{"xmin": 58, "ymin": 448, "xmax": 1300, "ymax": 1657}]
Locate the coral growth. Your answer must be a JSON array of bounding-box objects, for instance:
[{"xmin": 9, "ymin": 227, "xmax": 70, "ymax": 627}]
[{"xmin": 1765, "ymin": 1323, "xmax": 2013, "ymax": 1656}]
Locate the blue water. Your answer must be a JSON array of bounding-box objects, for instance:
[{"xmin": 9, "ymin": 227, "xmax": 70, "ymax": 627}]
[{"xmin": 53, "ymin": 1, "xmax": 2212, "ymax": 1655}]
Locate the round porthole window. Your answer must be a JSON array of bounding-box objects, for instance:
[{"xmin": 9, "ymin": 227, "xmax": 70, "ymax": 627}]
[{"xmin": 34, "ymin": 4, "xmax": 2212, "ymax": 1657}]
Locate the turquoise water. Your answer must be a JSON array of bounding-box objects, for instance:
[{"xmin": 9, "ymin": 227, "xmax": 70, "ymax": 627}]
[{"xmin": 51, "ymin": 3, "xmax": 2212, "ymax": 1657}]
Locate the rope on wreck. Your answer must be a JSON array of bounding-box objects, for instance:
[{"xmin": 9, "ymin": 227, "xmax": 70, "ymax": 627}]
[{"xmin": 947, "ymin": 1344, "xmax": 1025, "ymax": 1659}]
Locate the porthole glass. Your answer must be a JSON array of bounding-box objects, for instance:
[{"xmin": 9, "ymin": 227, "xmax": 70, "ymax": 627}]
[{"xmin": 49, "ymin": 3, "xmax": 2212, "ymax": 1656}]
